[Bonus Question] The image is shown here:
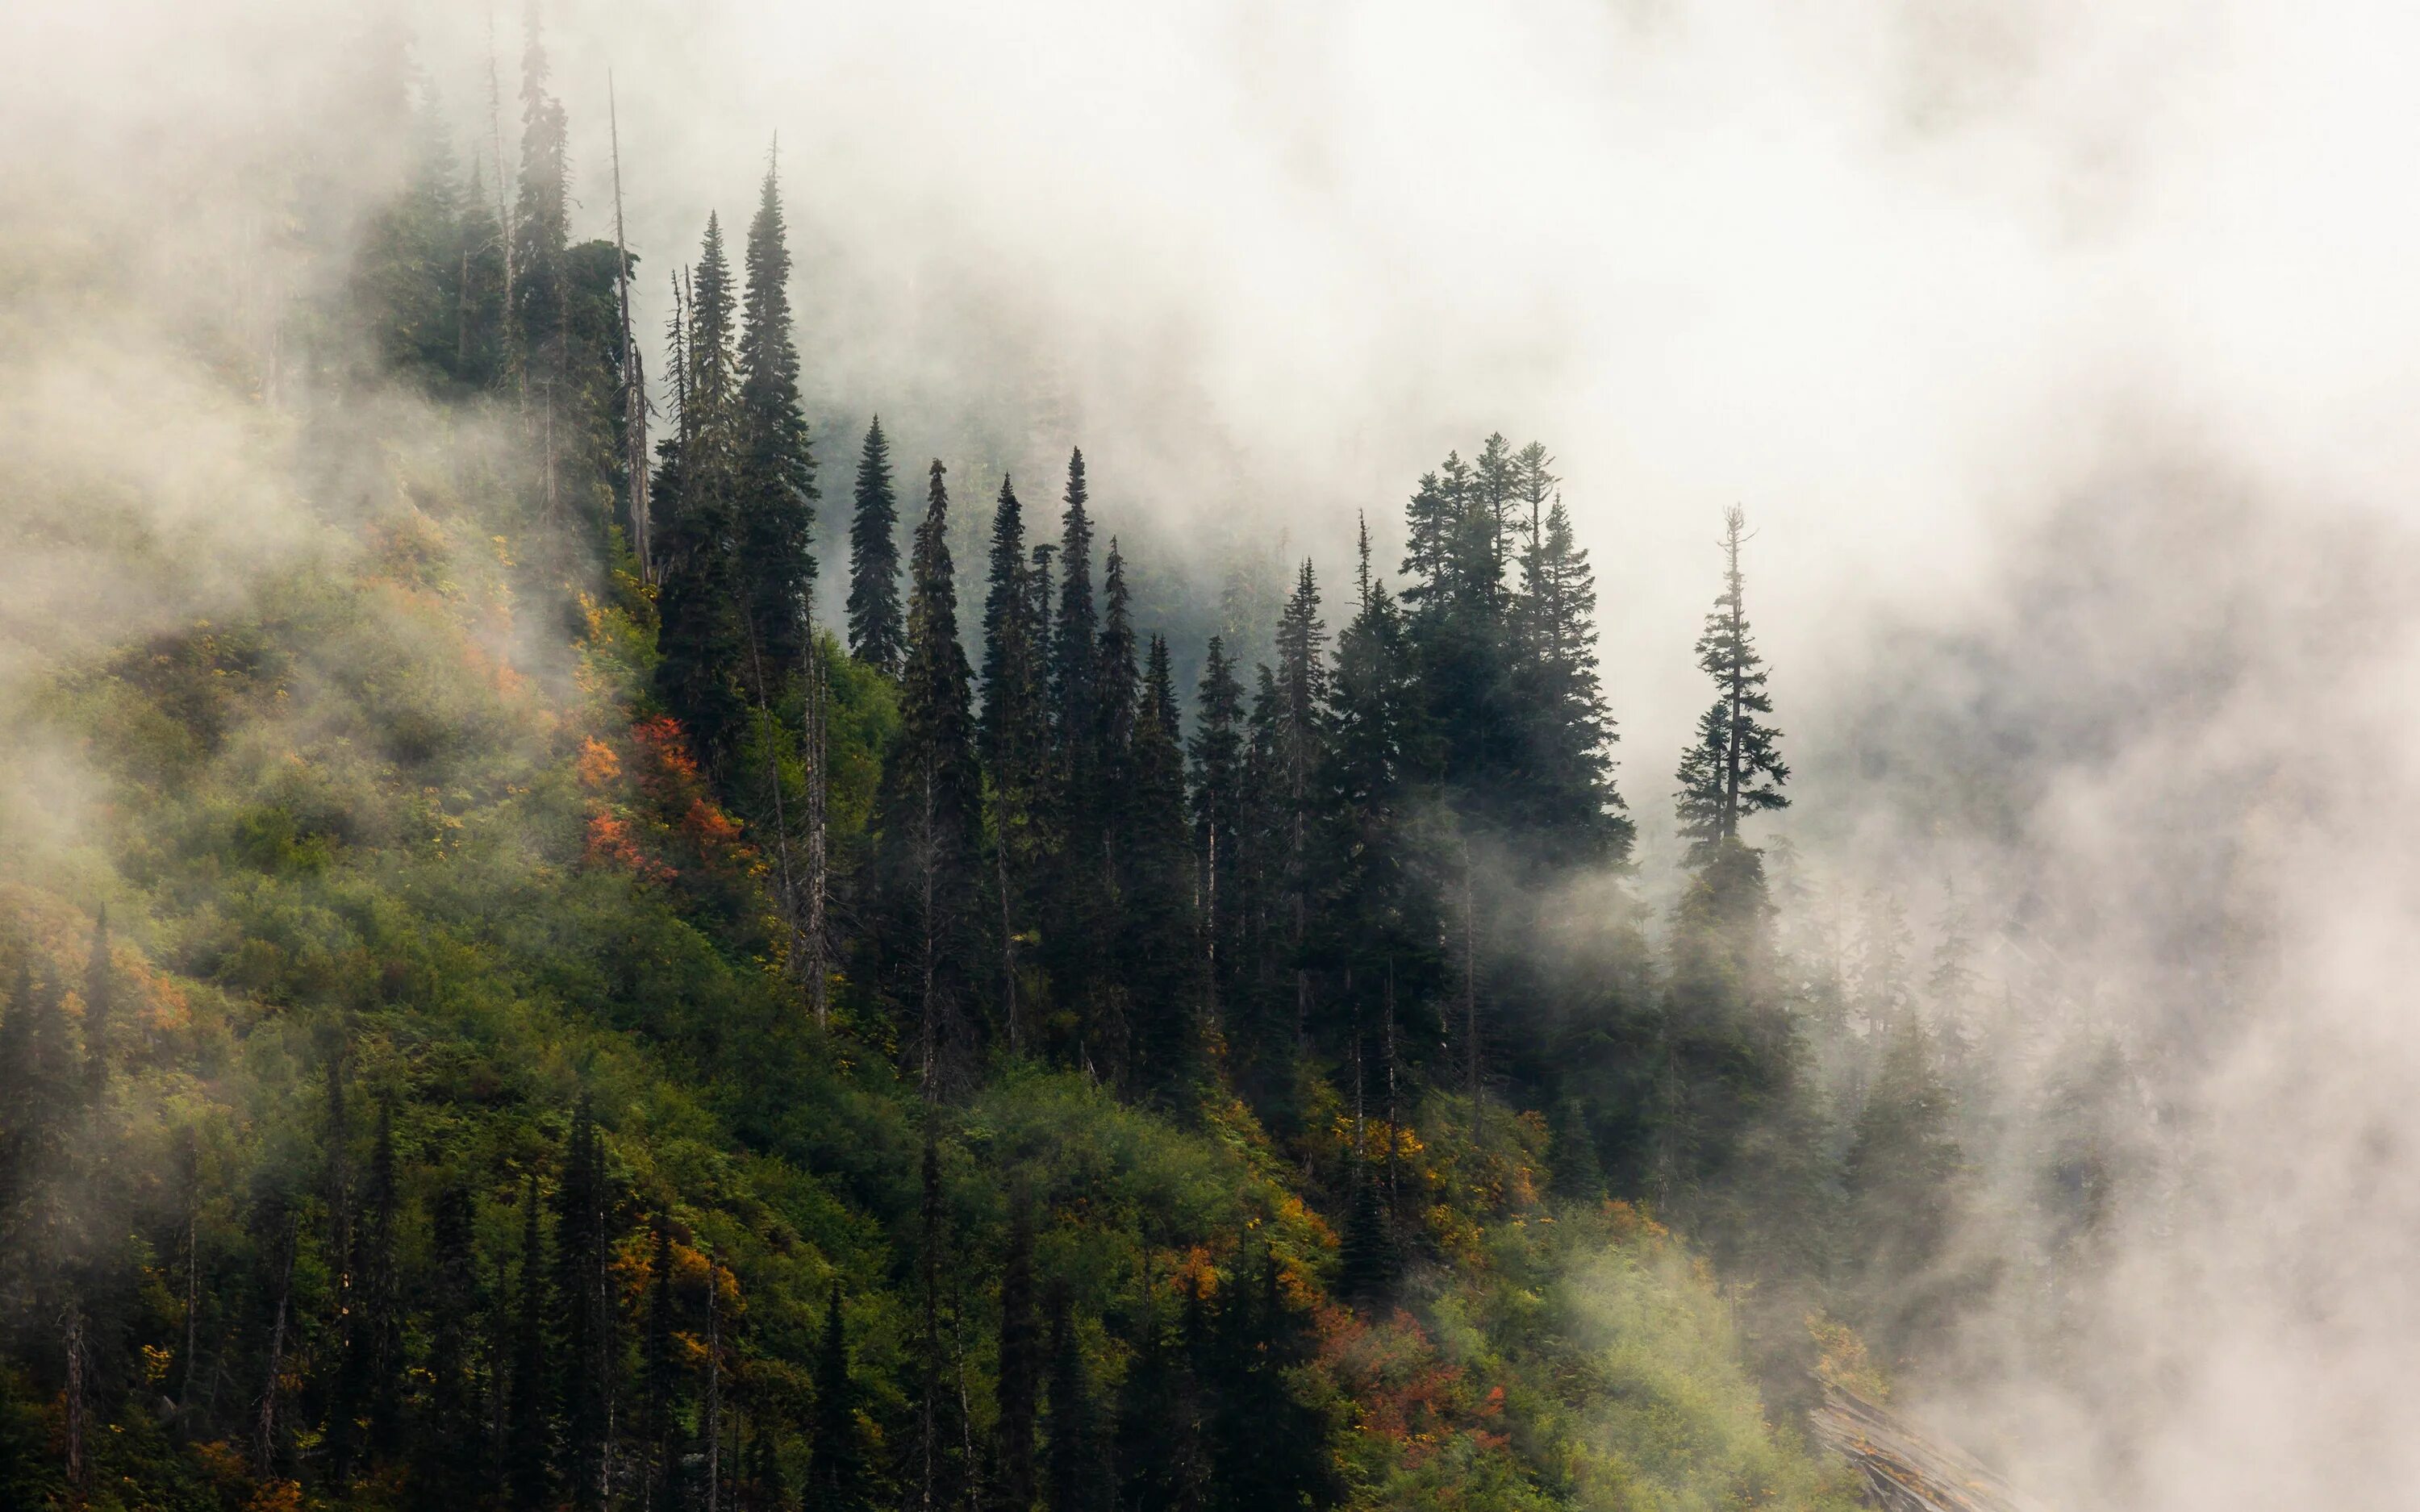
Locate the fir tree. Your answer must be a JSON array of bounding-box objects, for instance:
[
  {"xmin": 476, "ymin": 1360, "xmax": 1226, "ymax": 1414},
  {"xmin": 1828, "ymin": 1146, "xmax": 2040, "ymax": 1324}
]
[
  {"xmin": 642, "ymin": 1218, "xmax": 686, "ymax": 1512},
  {"xmin": 510, "ymin": 5, "xmax": 573, "ymax": 516},
  {"xmin": 1674, "ymin": 505, "xmax": 1788, "ymax": 864},
  {"xmin": 1124, "ymin": 636, "xmax": 1198, "ymax": 1102},
  {"xmin": 808, "ymin": 1282, "xmax": 867, "ymax": 1511},
  {"xmin": 981, "ymin": 475, "xmax": 1051, "ymax": 1049},
  {"xmin": 873, "ymin": 460, "xmax": 984, "ymax": 1081},
  {"xmin": 553, "ymin": 1097, "xmax": 613, "ymax": 1511},
  {"xmin": 417, "ymin": 1182, "xmax": 486, "ymax": 1512},
  {"xmin": 1052, "ymin": 449, "xmax": 1099, "ymax": 777},
  {"xmin": 1187, "ymin": 639, "xmax": 1246, "ymax": 1039},
  {"xmin": 849, "ymin": 419, "xmax": 905, "ymax": 672},
  {"xmin": 655, "ymin": 219, "xmax": 750, "ymax": 776},
  {"xmin": 1510, "ymin": 464, "xmax": 1629, "ymax": 866},
  {"xmin": 506, "ymin": 1174, "xmax": 552, "ymax": 1510},
  {"xmin": 732, "ymin": 157, "xmax": 819, "ymax": 687},
  {"xmin": 1272, "ymin": 562, "xmax": 1329, "ymax": 1059}
]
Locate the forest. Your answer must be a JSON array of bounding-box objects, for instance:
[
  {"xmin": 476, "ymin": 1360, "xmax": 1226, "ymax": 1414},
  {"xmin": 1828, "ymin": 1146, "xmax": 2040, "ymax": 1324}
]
[{"xmin": 0, "ymin": 16, "xmax": 2077, "ymax": 1512}]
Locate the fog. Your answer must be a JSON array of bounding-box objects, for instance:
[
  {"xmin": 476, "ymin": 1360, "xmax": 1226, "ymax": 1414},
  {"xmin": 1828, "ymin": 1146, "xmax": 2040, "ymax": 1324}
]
[{"xmin": 13, "ymin": 0, "xmax": 2420, "ymax": 1505}]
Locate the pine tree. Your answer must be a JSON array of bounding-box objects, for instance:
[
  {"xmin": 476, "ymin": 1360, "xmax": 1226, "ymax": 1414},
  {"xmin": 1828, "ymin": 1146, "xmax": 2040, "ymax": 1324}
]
[
  {"xmin": 873, "ymin": 460, "xmax": 984, "ymax": 1081},
  {"xmin": 1674, "ymin": 505, "xmax": 1788, "ymax": 865},
  {"xmin": 506, "ymin": 1174, "xmax": 553, "ymax": 1510},
  {"xmin": 510, "ymin": 5, "xmax": 572, "ymax": 517},
  {"xmin": 642, "ymin": 1218, "xmax": 686, "ymax": 1512},
  {"xmin": 1316, "ymin": 523, "xmax": 1437, "ymax": 1068},
  {"xmin": 733, "ymin": 156, "xmax": 818, "ymax": 687},
  {"xmin": 1510, "ymin": 459, "xmax": 1628, "ymax": 866},
  {"xmin": 808, "ymin": 1281, "xmax": 867, "ymax": 1511},
  {"xmin": 981, "ymin": 474, "xmax": 1050, "ymax": 1050},
  {"xmin": 1051, "ymin": 449, "xmax": 1098, "ymax": 772},
  {"xmin": 995, "ymin": 1186, "xmax": 1039, "ymax": 1512},
  {"xmin": 1041, "ymin": 449, "xmax": 1104, "ymax": 1068},
  {"xmin": 1334, "ymin": 1167, "xmax": 1398, "ymax": 1306},
  {"xmin": 1272, "ymin": 562, "xmax": 1329, "ymax": 1058},
  {"xmin": 417, "ymin": 1182, "xmax": 486, "ymax": 1512},
  {"xmin": 1124, "ymin": 636, "xmax": 1199, "ymax": 1102},
  {"xmin": 655, "ymin": 219, "xmax": 750, "ymax": 776},
  {"xmin": 849, "ymin": 419, "xmax": 905, "ymax": 672},
  {"xmin": 1187, "ymin": 639, "xmax": 1245, "ymax": 1040},
  {"xmin": 553, "ymin": 1097, "xmax": 614, "ymax": 1511}
]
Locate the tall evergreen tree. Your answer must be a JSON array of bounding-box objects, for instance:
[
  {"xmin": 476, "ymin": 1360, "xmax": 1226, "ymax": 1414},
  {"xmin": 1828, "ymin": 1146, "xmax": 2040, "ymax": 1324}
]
[
  {"xmin": 1510, "ymin": 460, "xmax": 1629, "ymax": 866},
  {"xmin": 849, "ymin": 419, "xmax": 905, "ymax": 672},
  {"xmin": 808, "ymin": 1282, "xmax": 867, "ymax": 1511},
  {"xmin": 553, "ymin": 1097, "xmax": 613, "ymax": 1512},
  {"xmin": 981, "ymin": 475, "xmax": 1051, "ymax": 1049},
  {"xmin": 1124, "ymin": 636, "xmax": 1199, "ymax": 1102},
  {"xmin": 641, "ymin": 1219, "xmax": 687, "ymax": 1512},
  {"xmin": 506, "ymin": 1174, "xmax": 552, "ymax": 1510},
  {"xmin": 872, "ymin": 461, "xmax": 984, "ymax": 1080},
  {"xmin": 732, "ymin": 157, "xmax": 819, "ymax": 686},
  {"xmin": 1674, "ymin": 505, "xmax": 1788, "ymax": 865},
  {"xmin": 1188, "ymin": 639, "xmax": 1246, "ymax": 1041},
  {"xmin": 1271, "ymin": 562, "xmax": 1329, "ymax": 1060},
  {"xmin": 416, "ymin": 1181, "xmax": 486, "ymax": 1512},
  {"xmin": 1051, "ymin": 450, "xmax": 1098, "ymax": 774},
  {"xmin": 654, "ymin": 219, "xmax": 750, "ymax": 775},
  {"xmin": 510, "ymin": 6, "xmax": 573, "ymax": 517}
]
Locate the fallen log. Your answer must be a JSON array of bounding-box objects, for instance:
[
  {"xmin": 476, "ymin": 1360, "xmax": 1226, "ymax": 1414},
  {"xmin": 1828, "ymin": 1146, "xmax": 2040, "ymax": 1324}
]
[{"xmin": 1808, "ymin": 1385, "xmax": 2042, "ymax": 1512}]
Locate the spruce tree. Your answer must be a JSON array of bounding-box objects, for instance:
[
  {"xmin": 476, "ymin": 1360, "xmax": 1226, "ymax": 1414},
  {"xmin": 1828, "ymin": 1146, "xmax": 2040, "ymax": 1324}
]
[
  {"xmin": 732, "ymin": 158, "xmax": 819, "ymax": 686},
  {"xmin": 1272, "ymin": 562, "xmax": 1329, "ymax": 1060},
  {"xmin": 1124, "ymin": 636, "xmax": 1198, "ymax": 1102},
  {"xmin": 553, "ymin": 1098, "xmax": 613, "ymax": 1511},
  {"xmin": 642, "ymin": 1219, "xmax": 686, "ymax": 1512},
  {"xmin": 506, "ymin": 1174, "xmax": 552, "ymax": 1510},
  {"xmin": 418, "ymin": 1182, "xmax": 485, "ymax": 1512},
  {"xmin": 1051, "ymin": 450, "xmax": 1098, "ymax": 767},
  {"xmin": 981, "ymin": 475, "xmax": 1050, "ymax": 1048},
  {"xmin": 1674, "ymin": 505, "xmax": 1788, "ymax": 866},
  {"xmin": 1187, "ymin": 639, "xmax": 1246, "ymax": 1039},
  {"xmin": 808, "ymin": 1282, "xmax": 866, "ymax": 1510},
  {"xmin": 1510, "ymin": 464, "xmax": 1629, "ymax": 866},
  {"xmin": 872, "ymin": 460, "xmax": 985, "ymax": 1079},
  {"xmin": 654, "ymin": 219, "xmax": 749, "ymax": 776},
  {"xmin": 510, "ymin": 6, "xmax": 572, "ymax": 516},
  {"xmin": 848, "ymin": 419, "xmax": 904, "ymax": 672}
]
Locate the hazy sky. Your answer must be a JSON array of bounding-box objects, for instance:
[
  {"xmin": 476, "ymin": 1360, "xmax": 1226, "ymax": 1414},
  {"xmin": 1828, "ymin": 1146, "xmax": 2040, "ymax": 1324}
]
[
  {"xmin": 15, "ymin": 3, "xmax": 2420, "ymax": 1504},
  {"xmin": 440, "ymin": 0, "xmax": 2420, "ymax": 789}
]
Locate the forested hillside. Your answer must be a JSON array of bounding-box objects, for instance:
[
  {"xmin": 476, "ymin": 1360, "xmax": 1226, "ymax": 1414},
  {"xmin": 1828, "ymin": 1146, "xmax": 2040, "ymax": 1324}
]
[{"xmin": 0, "ymin": 21, "xmax": 2022, "ymax": 1512}]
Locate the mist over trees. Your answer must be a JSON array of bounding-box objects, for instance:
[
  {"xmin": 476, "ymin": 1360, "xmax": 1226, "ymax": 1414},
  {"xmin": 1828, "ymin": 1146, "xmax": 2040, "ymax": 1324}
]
[{"xmin": 0, "ymin": 15, "xmax": 2118, "ymax": 1512}]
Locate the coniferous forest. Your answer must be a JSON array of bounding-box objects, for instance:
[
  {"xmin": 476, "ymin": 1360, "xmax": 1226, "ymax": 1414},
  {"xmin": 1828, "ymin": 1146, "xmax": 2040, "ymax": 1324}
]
[{"xmin": 0, "ymin": 17, "xmax": 2081, "ymax": 1512}]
